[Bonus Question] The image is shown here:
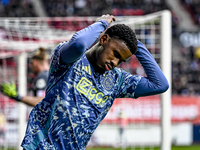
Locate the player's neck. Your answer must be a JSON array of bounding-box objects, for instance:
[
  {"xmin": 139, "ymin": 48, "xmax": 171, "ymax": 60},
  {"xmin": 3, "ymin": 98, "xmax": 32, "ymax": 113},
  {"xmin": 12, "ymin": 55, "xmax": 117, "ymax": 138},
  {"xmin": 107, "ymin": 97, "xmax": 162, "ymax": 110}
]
[
  {"xmin": 85, "ymin": 48, "xmax": 95, "ymax": 66},
  {"xmin": 38, "ymin": 64, "xmax": 49, "ymax": 74}
]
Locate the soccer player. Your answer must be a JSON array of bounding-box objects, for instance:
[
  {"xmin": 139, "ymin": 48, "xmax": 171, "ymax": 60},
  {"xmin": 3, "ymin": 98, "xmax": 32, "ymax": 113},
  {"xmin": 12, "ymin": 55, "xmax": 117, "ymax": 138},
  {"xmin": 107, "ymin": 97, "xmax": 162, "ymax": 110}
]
[
  {"xmin": 1, "ymin": 47, "xmax": 49, "ymax": 107},
  {"xmin": 21, "ymin": 14, "xmax": 169, "ymax": 150}
]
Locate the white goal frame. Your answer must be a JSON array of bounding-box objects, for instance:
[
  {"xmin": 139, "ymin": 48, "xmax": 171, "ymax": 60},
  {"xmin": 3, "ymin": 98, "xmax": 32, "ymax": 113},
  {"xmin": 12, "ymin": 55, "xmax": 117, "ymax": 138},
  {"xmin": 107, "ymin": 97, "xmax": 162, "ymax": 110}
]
[{"xmin": 160, "ymin": 10, "xmax": 172, "ymax": 150}]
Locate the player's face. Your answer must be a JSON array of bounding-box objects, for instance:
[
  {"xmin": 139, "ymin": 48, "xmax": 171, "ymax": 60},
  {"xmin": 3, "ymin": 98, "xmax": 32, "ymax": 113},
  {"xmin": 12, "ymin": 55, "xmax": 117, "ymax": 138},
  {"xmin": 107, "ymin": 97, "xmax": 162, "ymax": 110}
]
[
  {"xmin": 31, "ymin": 59, "xmax": 39, "ymax": 75},
  {"xmin": 95, "ymin": 36, "xmax": 132, "ymax": 73}
]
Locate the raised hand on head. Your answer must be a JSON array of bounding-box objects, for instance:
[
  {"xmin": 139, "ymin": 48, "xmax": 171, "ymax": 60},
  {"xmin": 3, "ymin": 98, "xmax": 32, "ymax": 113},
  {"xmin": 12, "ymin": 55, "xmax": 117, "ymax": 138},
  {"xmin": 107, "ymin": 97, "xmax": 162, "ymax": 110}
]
[{"xmin": 96, "ymin": 14, "xmax": 116, "ymax": 25}]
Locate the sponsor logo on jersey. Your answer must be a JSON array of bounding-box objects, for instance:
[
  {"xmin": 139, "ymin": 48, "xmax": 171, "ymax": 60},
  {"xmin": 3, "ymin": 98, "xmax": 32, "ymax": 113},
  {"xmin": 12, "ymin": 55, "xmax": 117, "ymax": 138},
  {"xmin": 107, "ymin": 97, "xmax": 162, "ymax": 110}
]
[{"xmin": 76, "ymin": 77, "xmax": 109, "ymax": 107}]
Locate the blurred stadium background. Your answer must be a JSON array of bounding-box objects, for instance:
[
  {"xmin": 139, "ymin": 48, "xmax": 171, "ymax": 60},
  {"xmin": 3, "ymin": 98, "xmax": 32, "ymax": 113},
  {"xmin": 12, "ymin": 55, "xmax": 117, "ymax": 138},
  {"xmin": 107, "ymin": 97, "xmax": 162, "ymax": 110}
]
[{"xmin": 0, "ymin": 0, "xmax": 200, "ymax": 150}]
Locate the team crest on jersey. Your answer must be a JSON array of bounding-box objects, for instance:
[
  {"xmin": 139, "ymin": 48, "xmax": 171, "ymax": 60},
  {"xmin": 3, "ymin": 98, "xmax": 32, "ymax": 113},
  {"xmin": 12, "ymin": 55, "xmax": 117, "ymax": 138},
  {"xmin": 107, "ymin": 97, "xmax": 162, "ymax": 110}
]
[{"xmin": 101, "ymin": 76, "xmax": 114, "ymax": 91}]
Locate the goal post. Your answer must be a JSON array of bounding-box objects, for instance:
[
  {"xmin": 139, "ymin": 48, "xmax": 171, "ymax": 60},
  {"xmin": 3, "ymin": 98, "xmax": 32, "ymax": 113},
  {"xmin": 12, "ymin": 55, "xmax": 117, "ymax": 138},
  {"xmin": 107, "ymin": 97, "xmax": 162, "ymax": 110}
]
[
  {"xmin": 17, "ymin": 52, "xmax": 27, "ymax": 150},
  {"xmin": 0, "ymin": 10, "xmax": 172, "ymax": 150},
  {"xmin": 160, "ymin": 10, "xmax": 172, "ymax": 150}
]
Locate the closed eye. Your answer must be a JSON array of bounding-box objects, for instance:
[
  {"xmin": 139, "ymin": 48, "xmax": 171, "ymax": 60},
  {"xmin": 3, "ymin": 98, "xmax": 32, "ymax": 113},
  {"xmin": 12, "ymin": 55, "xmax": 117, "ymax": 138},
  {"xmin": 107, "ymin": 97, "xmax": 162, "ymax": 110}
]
[
  {"xmin": 114, "ymin": 50, "xmax": 121, "ymax": 59},
  {"xmin": 114, "ymin": 50, "xmax": 126, "ymax": 65}
]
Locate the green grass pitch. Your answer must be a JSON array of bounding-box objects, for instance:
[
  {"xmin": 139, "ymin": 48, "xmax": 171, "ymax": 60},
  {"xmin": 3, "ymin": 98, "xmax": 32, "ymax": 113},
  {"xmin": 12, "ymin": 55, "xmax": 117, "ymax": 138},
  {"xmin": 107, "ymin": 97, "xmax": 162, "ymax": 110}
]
[{"xmin": 86, "ymin": 145, "xmax": 200, "ymax": 150}]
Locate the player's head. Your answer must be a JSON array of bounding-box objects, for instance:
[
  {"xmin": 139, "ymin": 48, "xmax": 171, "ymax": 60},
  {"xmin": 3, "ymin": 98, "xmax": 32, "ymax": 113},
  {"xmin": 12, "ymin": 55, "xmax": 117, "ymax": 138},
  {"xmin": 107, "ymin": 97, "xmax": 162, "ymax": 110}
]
[
  {"xmin": 31, "ymin": 47, "xmax": 48, "ymax": 75},
  {"xmin": 90, "ymin": 24, "xmax": 138, "ymax": 74},
  {"xmin": 105, "ymin": 24, "xmax": 138, "ymax": 54}
]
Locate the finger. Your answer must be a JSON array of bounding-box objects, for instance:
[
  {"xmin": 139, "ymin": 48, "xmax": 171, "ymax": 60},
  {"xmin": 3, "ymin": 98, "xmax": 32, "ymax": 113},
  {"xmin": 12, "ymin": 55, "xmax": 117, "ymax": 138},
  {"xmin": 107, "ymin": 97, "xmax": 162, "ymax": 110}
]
[
  {"xmin": 11, "ymin": 82, "xmax": 16, "ymax": 88},
  {"xmin": 113, "ymin": 17, "xmax": 116, "ymax": 21},
  {"xmin": 4, "ymin": 89, "xmax": 9, "ymax": 94},
  {"xmin": 2, "ymin": 84, "xmax": 10, "ymax": 89},
  {"xmin": 110, "ymin": 15, "xmax": 116, "ymax": 21},
  {"xmin": 11, "ymin": 90, "xmax": 17, "ymax": 97}
]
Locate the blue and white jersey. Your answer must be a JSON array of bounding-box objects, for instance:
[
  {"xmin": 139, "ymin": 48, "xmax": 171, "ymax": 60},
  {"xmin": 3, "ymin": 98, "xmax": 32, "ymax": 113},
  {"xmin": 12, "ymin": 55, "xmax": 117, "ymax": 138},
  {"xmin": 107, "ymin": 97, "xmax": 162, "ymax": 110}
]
[
  {"xmin": 21, "ymin": 46, "xmax": 141, "ymax": 150},
  {"xmin": 21, "ymin": 20, "xmax": 168, "ymax": 150}
]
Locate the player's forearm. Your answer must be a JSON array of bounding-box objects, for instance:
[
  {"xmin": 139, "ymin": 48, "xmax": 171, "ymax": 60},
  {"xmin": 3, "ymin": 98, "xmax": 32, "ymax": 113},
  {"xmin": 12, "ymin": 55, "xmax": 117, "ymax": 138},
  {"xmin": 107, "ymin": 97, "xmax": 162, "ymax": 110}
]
[
  {"xmin": 21, "ymin": 96, "xmax": 44, "ymax": 107},
  {"xmin": 134, "ymin": 40, "xmax": 169, "ymax": 97},
  {"xmin": 71, "ymin": 20, "xmax": 109, "ymax": 50},
  {"xmin": 60, "ymin": 21, "xmax": 109, "ymax": 64}
]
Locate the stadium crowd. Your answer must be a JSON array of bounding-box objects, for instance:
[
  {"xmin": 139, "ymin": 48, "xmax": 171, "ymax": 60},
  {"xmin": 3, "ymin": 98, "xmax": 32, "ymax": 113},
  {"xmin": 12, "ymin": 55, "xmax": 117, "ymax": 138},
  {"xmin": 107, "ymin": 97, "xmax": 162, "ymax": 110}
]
[
  {"xmin": 41, "ymin": 0, "xmax": 168, "ymax": 17},
  {"xmin": 0, "ymin": 0, "xmax": 36, "ymax": 17},
  {"xmin": 172, "ymin": 46, "xmax": 200, "ymax": 96},
  {"xmin": 0, "ymin": 0, "xmax": 200, "ymax": 97},
  {"xmin": 0, "ymin": 0, "xmax": 169, "ymax": 17},
  {"xmin": 180, "ymin": 0, "xmax": 200, "ymax": 25}
]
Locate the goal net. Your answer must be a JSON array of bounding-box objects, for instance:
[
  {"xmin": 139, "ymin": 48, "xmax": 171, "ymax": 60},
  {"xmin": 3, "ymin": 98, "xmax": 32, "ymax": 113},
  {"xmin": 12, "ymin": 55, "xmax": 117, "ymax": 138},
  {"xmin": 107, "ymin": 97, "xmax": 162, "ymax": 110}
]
[{"xmin": 0, "ymin": 10, "xmax": 171, "ymax": 150}]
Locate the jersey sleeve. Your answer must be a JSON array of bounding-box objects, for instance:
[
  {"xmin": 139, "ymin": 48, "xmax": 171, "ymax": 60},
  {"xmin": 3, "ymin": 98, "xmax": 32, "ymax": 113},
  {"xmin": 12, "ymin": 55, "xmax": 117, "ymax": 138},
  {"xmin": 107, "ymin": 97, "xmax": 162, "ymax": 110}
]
[
  {"xmin": 33, "ymin": 72, "xmax": 48, "ymax": 97},
  {"xmin": 117, "ymin": 41, "xmax": 169, "ymax": 99},
  {"xmin": 116, "ymin": 69, "xmax": 142, "ymax": 98},
  {"xmin": 134, "ymin": 40, "xmax": 169, "ymax": 98},
  {"xmin": 49, "ymin": 20, "xmax": 109, "ymax": 74},
  {"xmin": 59, "ymin": 20, "xmax": 109, "ymax": 65},
  {"xmin": 35, "ymin": 78, "xmax": 47, "ymax": 90}
]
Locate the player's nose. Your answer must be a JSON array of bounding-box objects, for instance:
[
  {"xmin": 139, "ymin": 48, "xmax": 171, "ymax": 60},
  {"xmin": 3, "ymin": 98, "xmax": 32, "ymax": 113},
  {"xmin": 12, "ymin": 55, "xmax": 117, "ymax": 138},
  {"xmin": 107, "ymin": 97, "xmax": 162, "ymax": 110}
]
[{"xmin": 111, "ymin": 58, "xmax": 120, "ymax": 68}]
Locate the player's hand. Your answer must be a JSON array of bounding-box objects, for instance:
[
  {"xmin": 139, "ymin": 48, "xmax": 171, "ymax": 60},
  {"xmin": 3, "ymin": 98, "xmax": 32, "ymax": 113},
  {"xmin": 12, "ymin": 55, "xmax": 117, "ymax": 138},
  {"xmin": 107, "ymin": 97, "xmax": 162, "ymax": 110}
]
[
  {"xmin": 96, "ymin": 14, "xmax": 116, "ymax": 26},
  {"xmin": 0, "ymin": 82, "xmax": 22, "ymax": 101}
]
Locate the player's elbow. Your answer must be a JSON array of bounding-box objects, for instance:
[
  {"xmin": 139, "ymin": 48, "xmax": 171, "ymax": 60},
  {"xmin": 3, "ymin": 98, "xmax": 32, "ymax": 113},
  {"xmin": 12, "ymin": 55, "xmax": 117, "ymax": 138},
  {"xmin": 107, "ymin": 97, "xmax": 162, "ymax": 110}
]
[
  {"xmin": 158, "ymin": 80, "xmax": 169, "ymax": 94},
  {"xmin": 69, "ymin": 41, "xmax": 86, "ymax": 57},
  {"xmin": 71, "ymin": 34, "xmax": 87, "ymax": 53}
]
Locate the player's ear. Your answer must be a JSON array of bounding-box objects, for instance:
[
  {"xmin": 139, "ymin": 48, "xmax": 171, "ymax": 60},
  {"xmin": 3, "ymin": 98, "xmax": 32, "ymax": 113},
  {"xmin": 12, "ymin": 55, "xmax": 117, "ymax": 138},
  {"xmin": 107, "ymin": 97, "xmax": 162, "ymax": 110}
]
[{"xmin": 100, "ymin": 34, "xmax": 109, "ymax": 45}]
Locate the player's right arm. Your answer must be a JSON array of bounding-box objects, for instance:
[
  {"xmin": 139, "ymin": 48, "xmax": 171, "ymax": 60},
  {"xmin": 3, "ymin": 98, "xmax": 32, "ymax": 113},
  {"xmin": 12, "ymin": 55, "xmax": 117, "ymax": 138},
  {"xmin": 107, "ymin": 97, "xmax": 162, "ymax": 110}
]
[
  {"xmin": 1, "ymin": 82, "xmax": 23, "ymax": 101},
  {"xmin": 21, "ymin": 96, "xmax": 43, "ymax": 107},
  {"xmin": 59, "ymin": 15, "xmax": 115, "ymax": 65}
]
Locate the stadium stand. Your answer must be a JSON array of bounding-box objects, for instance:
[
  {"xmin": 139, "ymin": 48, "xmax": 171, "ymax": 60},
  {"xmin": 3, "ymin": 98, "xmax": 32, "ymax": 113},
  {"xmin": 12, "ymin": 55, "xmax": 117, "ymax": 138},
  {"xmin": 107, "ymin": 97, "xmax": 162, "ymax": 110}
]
[
  {"xmin": 0, "ymin": 0, "xmax": 36, "ymax": 17},
  {"xmin": 40, "ymin": 0, "xmax": 169, "ymax": 17},
  {"xmin": 180, "ymin": 0, "xmax": 200, "ymax": 25},
  {"xmin": 172, "ymin": 46, "xmax": 200, "ymax": 96},
  {"xmin": 0, "ymin": 0, "xmax": 170, "ymax": 17}
]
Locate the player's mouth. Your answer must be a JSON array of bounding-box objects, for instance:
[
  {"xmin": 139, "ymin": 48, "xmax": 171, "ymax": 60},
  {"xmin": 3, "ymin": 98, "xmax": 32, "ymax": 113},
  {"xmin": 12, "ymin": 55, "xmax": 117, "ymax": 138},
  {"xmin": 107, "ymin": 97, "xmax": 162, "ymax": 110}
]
[{"xmin": 105, "ymin": 63, "xmax": 112, "ymax": 71}]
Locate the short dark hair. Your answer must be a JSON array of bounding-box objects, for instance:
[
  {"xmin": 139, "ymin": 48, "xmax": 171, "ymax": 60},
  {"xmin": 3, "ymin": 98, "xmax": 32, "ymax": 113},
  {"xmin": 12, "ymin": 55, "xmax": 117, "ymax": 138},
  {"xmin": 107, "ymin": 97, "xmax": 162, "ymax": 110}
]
[{"xmin": 105, "ymin": 24, "xmax": 138, "ymax": 54}]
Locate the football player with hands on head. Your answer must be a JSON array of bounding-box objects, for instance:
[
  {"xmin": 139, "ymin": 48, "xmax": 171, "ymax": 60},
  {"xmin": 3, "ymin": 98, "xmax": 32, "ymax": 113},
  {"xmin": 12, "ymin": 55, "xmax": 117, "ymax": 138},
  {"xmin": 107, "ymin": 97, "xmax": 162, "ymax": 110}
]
[
  {"xmin": 1, "ymin": 48, "xmax": 49, "ymax": 107},
  {"xmin": 22, "ymin": 14, "xmax": 169, "ymax": 150}
]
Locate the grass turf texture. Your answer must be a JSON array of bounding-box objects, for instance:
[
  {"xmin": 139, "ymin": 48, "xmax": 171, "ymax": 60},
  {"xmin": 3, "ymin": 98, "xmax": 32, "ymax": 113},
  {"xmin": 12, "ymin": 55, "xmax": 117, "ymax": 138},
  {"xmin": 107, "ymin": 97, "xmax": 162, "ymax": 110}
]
[
  {"xmin": 1, "ymin": 145, "xmax": 200, "ymax": 150},
  {"xmin": 86, "ymin": 145, "xmax": 200, "ymax": 150}
]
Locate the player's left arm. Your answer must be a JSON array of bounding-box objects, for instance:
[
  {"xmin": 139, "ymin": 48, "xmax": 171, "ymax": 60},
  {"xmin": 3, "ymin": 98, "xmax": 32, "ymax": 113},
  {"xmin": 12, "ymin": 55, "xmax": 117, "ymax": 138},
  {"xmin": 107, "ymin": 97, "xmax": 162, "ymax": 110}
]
[
  {"xmin": 59, "ymin": 15, "xmax": 115, "ymax": 65},
  {"xmin": 134, "ymin": 40, "xmax": 169, "ymax": 98}
]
